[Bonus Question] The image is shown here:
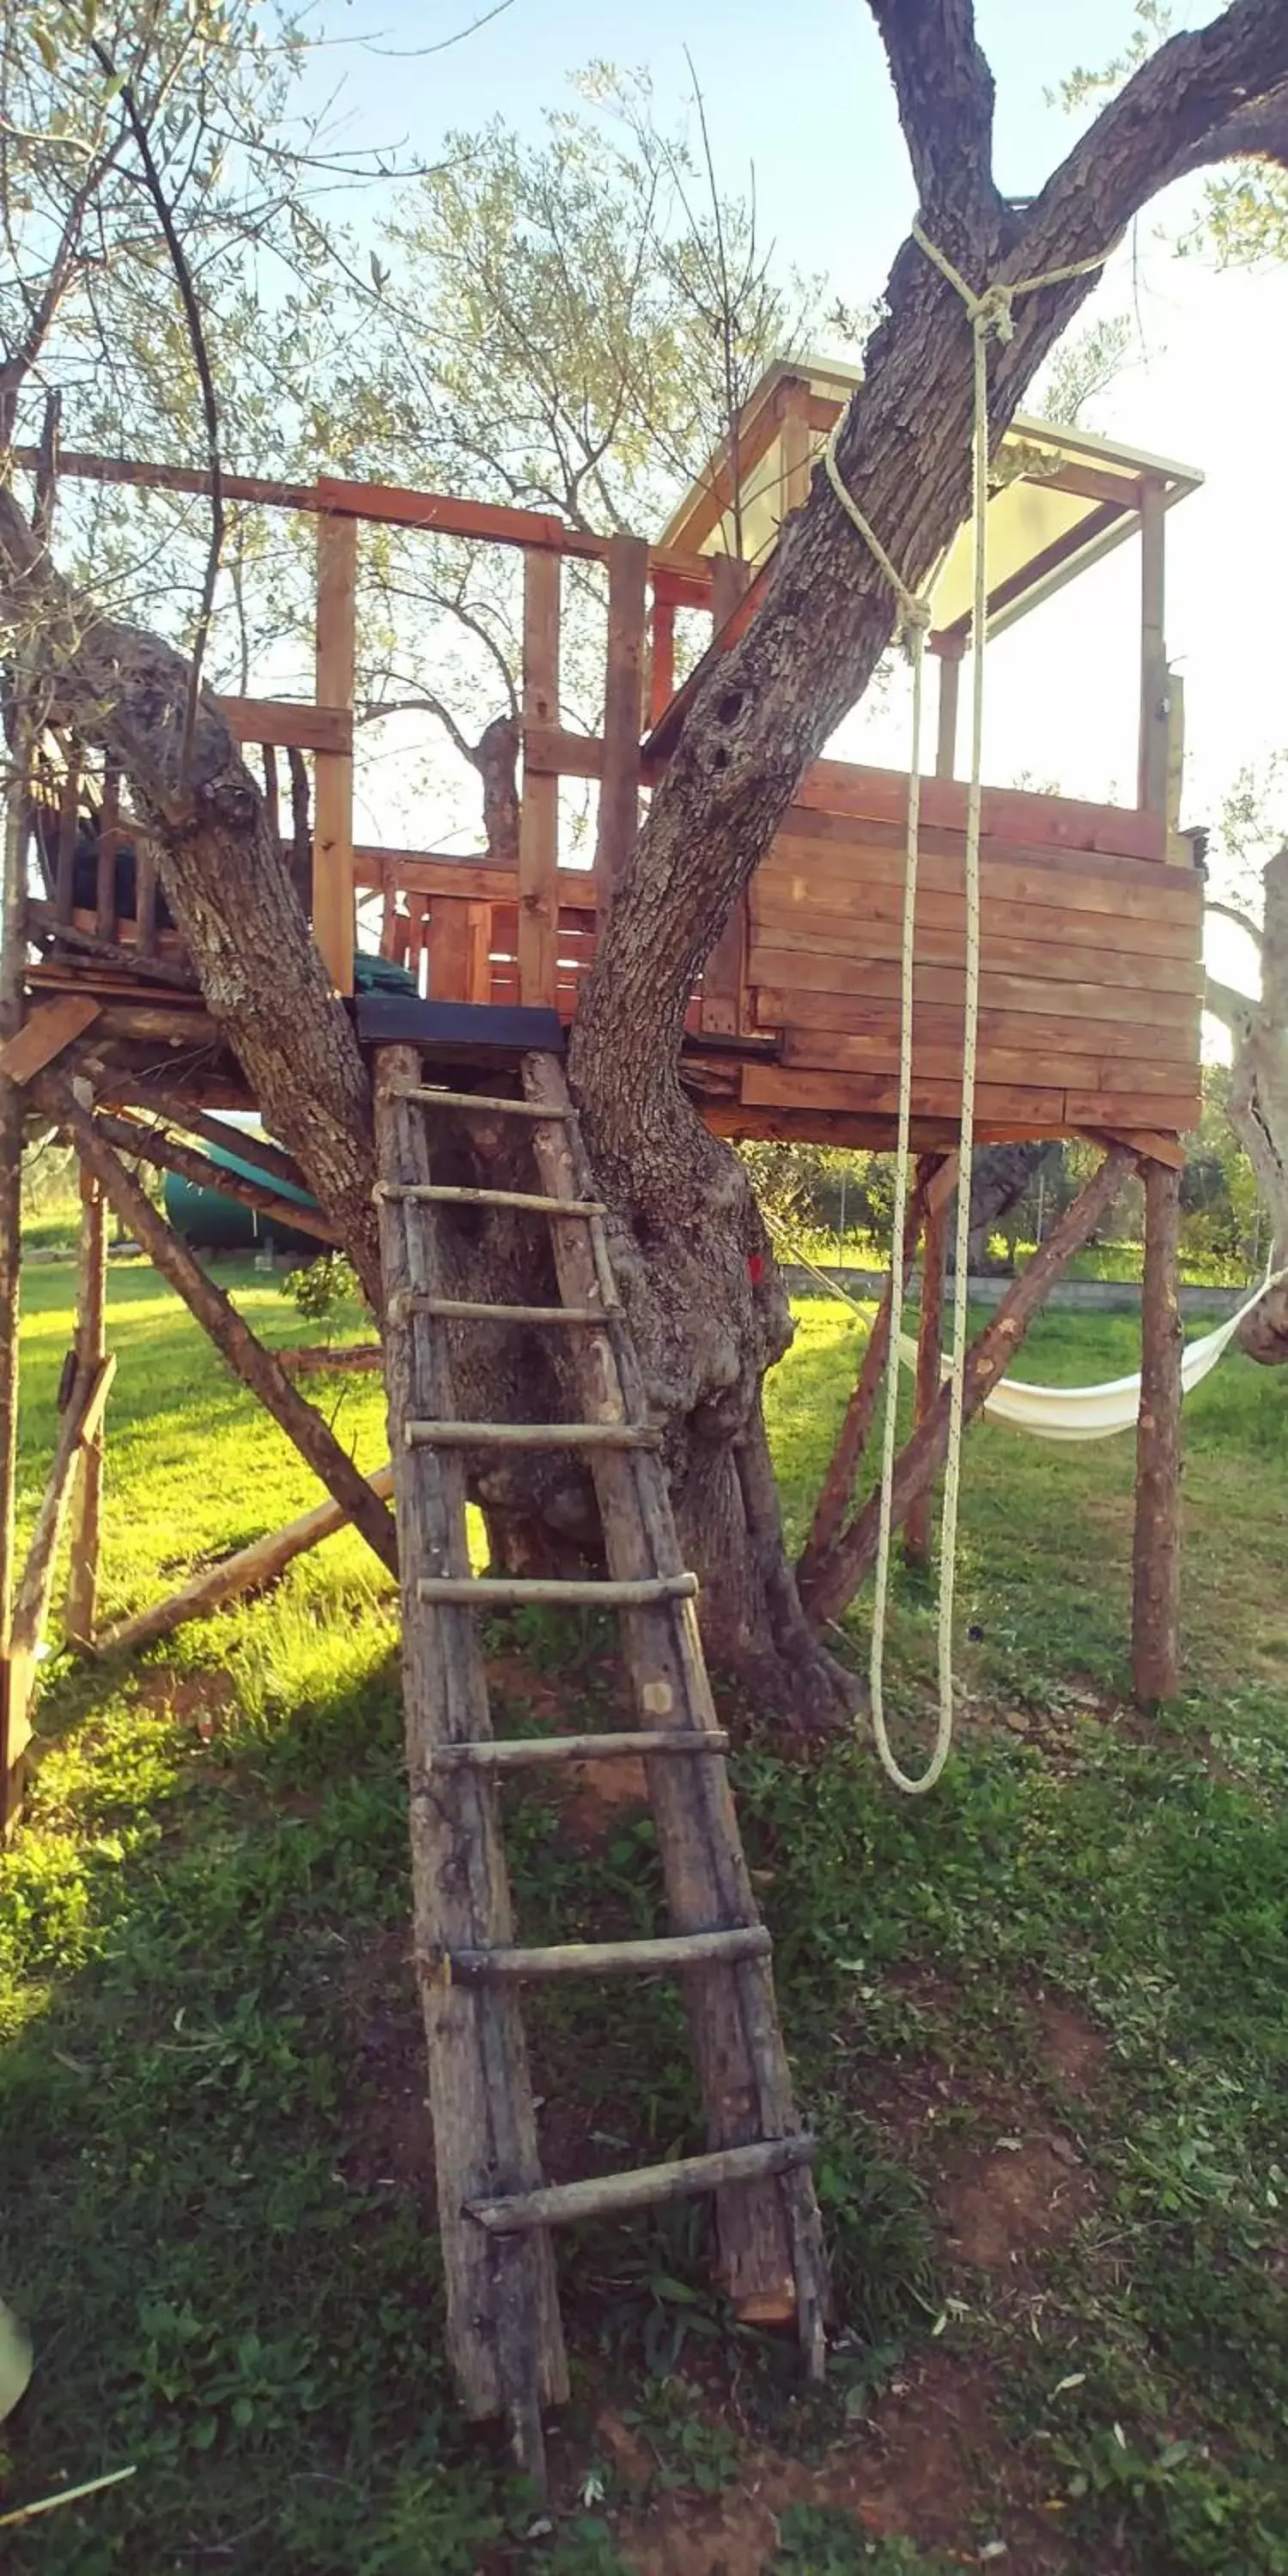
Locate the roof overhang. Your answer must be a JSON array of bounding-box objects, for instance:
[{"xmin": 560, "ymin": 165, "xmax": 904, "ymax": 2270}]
[{"xmin": 659, "ymin": 356, "xmax": 1202, "ymax": 645}]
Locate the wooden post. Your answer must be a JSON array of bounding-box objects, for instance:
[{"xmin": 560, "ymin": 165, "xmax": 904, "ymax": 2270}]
[
  {"xmin": 1132, "ymin": 1157, "xmax": 1182, "ymax": 1706},
  {"xmin": 593, "ymin": 533, "xmax": 648, "ymax": 917},
  {"xmin": 314, "ymin": 512, "xmax": 357, "ymax": 993},
  {"xmin": 778, "ymin": 384, "xmax": 813, "ymax": 521},
  {"xmin": 935, "ymin": 644, "xmax": 963, "ymax": 781},
  {"xmin": 518, "ymin": 549, "xmax": 560, "ymax": 1006},
  {"xmin": 1137, "ymin": 477, "xmax": 1169, "ymax": 817},
  {"xmin": 64, "ymin": 1163, "xmax": 108, "ymax": 1643},
  {"xmin": 1164, "ymin": 668, "xmax": 1188, "ymax": 864},
  {"xmin": 647, "ymin": 594, "xmax": 676, "ymax": 728},
  {"xmin": 904, "ymin": 1171, "xmax": 951, "ymax": 1570},
  {"xmin": 700, "ymin": 556, "xmax": 752, "ymax": 1037},
  {"xmin": 0, "ymin": 724, "xmax": 27, "ymax": 1832},
  {"xmin": 94, "ymin": 762, "xmax": 120, "ymax": 941}
]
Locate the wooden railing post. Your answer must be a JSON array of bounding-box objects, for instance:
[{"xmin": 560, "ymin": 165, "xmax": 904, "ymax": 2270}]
[
  {"xmin": 1137, "ymin": 477, "xmax": 1169, "ymax": 818},
  {"xmin": 700, "ymin": 555, "xmax": 751, "ymax": 1037},
  {"xmin": 518, "ymin": 548, "xmax": 560, "ymax": 1006},
  {"xmin": 314, "ymin": 511, "xmax": 357, "ymax": 994},
  {"xmin": 647, "ymin": 592, "xmax": 676, "ymax": 728},
  {"xmin": 593, "ymin": 533, "xmax": 648, "ymax": 920}
]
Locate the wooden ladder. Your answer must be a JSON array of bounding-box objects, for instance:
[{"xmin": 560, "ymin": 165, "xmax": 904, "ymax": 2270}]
[{"xmin": 373, "ymin": 1042, "xmax": 827, "ymax": 2484}]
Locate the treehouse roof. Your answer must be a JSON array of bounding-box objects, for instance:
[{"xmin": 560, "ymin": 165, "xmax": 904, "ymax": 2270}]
[{"xmin": 659, "ymin": 356, "xmax": 1203, "ymax": 644}]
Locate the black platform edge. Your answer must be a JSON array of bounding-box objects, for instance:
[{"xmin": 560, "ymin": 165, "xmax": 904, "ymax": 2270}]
[{"xmin": 355, "ymin": 995, "xmax": 566, "ymax": 1061}]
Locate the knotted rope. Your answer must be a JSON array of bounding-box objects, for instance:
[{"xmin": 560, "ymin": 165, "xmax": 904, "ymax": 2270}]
[{"xmin": 823, "ymin": 222, "xmax": 1113, "ymax": 1795}]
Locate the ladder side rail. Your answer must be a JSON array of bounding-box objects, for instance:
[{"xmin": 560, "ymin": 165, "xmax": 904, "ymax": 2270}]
[
  {"xmin": 520, "ymin": 1050, "xmax": 823, "ymax": 2330},
  {"xmin": 374, "ymin": 1044, "xmax": 567, "ymax": 2449}
]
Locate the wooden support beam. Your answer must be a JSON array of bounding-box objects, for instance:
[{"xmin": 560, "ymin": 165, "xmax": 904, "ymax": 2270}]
[
  {"xmin": 799, "ymin": 1149, "xmax": 1134, "ymax": 1626},
  {"xmin": 60, "ymin": 1101, "xmax": 399, "ymax": 1576},
  {"xmin": 93, "ymin": 1466, "xmax": 395, "ymax": 1659},
  {"xmin": 519, "ymin": 550, "xmax": 561, "ymax": 1005},
  {"xmin": 1138, "ymin": 477, "xmax": 1168, "ymax": 816},
  {"xmin": 64, "ymin": 1166, "xmax": 108, "ymax": 1644},
  {"xmin": 103, "ymin": 1092, "xmax": 307, "ymax": 1193},
  {"xmin": 469, "ymin": 2134, "xmax": 815, "ymax": 2235},
  {"xmin": 935, "ymin": 645, "xmax": 963, "ymax": 781},
  {"xmin": 798, "ymin": 1156, "xmax": 956, "ymax": 1585},
  {"xmin": 1132, "ymin": 1157, "xmax": 1182, "ymax": 1706},
  {"xmin": 82, "ymin": 1108, "xmax": 341, "ymax": 1249},
  {"xmin": 0, "ymin": 993, "xmax": 101, "ymax": 1084},
  {"xmin": 593, "ymin": 533, "xmax": 648, "ymax": 914},
  {"xmin": 94, "ymin": 763, "xmax": 120, "ymax": 942},
  {"xmin": 904, "ymin": 1169, "xmax": 952, "ymax": 1571},
  {"xmin": 217, "ymin": 696, "xmax": 353, "ymax": 756},
  {"xmin": 314, "ymin": 513, "xmax": 358, "ymax": 994}
]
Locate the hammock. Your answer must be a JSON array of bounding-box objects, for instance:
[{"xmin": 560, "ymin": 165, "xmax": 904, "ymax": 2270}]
[{"xmin": 897, "ymin": 1267, "xmax": 1284, "ymax": 1443}]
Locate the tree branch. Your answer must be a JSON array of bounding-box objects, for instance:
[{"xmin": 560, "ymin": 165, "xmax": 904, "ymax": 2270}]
[
  {"xmin": 104, "ymin": 58, "xmax": 224, "ymax": 792},
  {"xmin": 1206, "ymin": 896, "xmax": 1264, "ymax": 945},
  {"xmin": 1204, "ymin": 972, "xmax": 1258, "ymax": 1029},
  {"xmin": 867, "ymin": 0, "xmax": 1005, "ymax": 235}
]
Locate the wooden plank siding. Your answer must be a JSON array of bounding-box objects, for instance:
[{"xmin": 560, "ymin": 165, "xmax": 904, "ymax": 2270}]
[{"xmin": 743, "ymin": 775, "xmax": 1203, "ymax": 1142}]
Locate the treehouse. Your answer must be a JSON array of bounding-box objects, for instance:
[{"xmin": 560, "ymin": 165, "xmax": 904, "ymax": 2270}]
[
  {"xmin": 0, "ymin": 394, "xmax": 1210, "ymax": 2458},
  {"xmin": 12, "ymin": 368, "xmax": 1205, "ymax": 1161}
]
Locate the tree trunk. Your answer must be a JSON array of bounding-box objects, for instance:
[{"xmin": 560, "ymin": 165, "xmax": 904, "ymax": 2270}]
[{"xmin": 1224, "ymin": 849, "xmax": 1288, "ymax": 1364}]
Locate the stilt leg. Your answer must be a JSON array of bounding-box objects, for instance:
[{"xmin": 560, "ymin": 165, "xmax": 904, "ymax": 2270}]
[{"xmin": 1133, "ymin": 1157, "xmax": 1182, "ymax": 1707}]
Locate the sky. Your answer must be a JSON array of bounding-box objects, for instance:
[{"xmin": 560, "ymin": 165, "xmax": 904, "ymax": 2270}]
[{"xmin": 293, "ymin": 0, "xmax": 1284, "ymax": 1004}]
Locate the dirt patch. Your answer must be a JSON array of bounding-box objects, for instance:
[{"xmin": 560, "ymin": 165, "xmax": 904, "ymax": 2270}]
[
  {"xmin": 1032, "ymin": 1994, "xmax": 1108, "ymax": 2100},
  {"xmin": 135, "ymin": 1666, "xmax": 234, "ymax": 1742},
  {"xmin": 335, "ymin": 1926, "xmax": 432, "ymax": 2199},
  {"xmin": 944, "ymin": 2130, "xmax": 1094, "ymax": 2273},
  {"xmin": 617, "ymin": 2347, "xmax": 1075, "ymax": 2574}
]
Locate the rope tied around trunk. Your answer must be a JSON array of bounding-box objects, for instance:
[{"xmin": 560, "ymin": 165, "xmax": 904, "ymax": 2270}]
[{"xmin": 821, "ymin": 222, "xmax": 1114, "ymax": 1795}]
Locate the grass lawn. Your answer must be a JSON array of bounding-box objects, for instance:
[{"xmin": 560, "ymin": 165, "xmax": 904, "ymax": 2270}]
[{"xmin": 1, "ymin": 1258, "xmax": 1285, "ymax": 2573}]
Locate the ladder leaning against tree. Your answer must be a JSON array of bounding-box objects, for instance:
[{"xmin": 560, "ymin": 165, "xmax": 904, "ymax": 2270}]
[{"xmin": 373, "ymin": 1037, "xmax": 828, "ymax": 2489}]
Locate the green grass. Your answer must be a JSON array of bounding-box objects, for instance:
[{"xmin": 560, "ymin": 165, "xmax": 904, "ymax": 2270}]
[{"xmin": 2, "ymin": 1261, "xmax": 1286, "ymax": 2571}]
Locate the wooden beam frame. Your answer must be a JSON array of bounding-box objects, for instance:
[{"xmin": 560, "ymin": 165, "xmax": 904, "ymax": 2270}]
[
  {"xmin": 798, "ymin": 1148, "xmax": 1134, "ymax": 1627},
  {"xmin": 64, "ymin": 1165, "xmax": 108, "ymax": 1644},
  {"xmin": 518, "ymin": 550, "xmax": 561, "ymax": 1006},
  {"xmin": 313, "ymin": 513, "xmax": 358, "ymax": 995},
  {"xmin": 59, "ymin": 1098, "xmax": 398, "ymax": 1576},
  {"xmin": 1138, "ymin": 477, "xmax": 1169, "ymax": 816}
]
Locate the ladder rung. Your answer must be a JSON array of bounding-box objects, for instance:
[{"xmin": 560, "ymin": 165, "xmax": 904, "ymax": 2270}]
[
  {"xmin": 375, "ymin": 1182, "xmax": 605, "ymax": 1217},
  {"xmin": 444, "ymin": 1926, "xmax": 771, "ymax": 1982},
  {"xmin": 428, "ymin": 1728, "xmax": 729, "ymax": 1771},
  {"xmin": 405, "ymin": 1419, "xmax": 658, "ymax": 1452},
  {"xmin": 389, "ymin": 1084, "xmax": 573, "ymax": 1120},
  {"xmin": 416, "ymin": 1573, "xmax": 698, "ymax": 1608},
  {"xmin": 392, "ymin": 1296, "xmax": 609, "ymax": 1327},
  {"xmin": 466, "ymin": 2134, "xmax": 816, "ymax": 2234}
]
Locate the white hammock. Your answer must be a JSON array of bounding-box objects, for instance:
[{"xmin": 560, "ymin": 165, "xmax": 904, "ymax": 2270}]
[{"xmin": 897, "ymin": 1267, "xmax": 1284, "ymax": 1444}]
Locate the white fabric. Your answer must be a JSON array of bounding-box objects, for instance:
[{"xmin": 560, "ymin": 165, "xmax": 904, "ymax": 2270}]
[{"xmin": 896, "ymin": 1268, "xmax": 1285, "ymax": 1443}]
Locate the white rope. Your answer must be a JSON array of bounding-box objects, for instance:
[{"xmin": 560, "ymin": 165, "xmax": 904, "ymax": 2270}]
[{"xmin": 823, "ymin": 222, "xmax": 1113, "ymax": 1795}]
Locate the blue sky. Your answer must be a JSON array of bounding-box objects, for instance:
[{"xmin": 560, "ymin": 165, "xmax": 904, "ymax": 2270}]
[{"xmin": 296, "ymin": 1, "xmax": 1284, "ymax": 998}]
